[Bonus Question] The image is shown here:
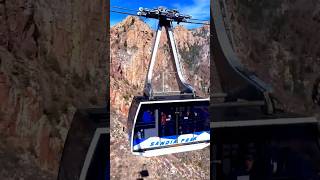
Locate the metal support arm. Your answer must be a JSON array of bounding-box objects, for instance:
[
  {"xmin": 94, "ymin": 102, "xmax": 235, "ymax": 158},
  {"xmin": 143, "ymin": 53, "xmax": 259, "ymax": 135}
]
[{"xmin": 144, "ymin": 21, "xmax": 195, "ymax": 98}]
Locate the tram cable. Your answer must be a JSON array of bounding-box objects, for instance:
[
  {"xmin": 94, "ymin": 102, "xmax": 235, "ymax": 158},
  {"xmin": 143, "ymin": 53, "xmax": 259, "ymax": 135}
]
[
  {"xmin": 110, "ymin": 10, "xmax": 139, "ymax": 17},
  {"xmin": 110, "ymin": 6, "xmax": 210, "ymax": 25},
  {"xmin": 111, "ymin": 6, "xmax": 138, "ymax": 12}
]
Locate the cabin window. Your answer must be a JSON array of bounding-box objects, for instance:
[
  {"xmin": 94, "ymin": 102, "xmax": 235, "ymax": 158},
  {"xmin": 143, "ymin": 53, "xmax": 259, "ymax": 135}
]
[
  {"xmin": 133, "ymin": 101, "xmax": 209, "ymax": 143},
  {"xmin": 134, "ymin": 107, "xmax": 157, "ymax": 142},
  {"xmin": 157, "ymin": 101, "xmax": 210, "ymax": 137}
]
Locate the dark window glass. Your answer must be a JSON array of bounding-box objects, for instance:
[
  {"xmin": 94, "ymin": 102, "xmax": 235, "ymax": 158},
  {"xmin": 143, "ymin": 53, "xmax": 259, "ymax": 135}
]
[
  {"xmin": 134, "ymin": 106, "xmax": 156, "ymax": 142},
  {"xmin": 133, "ymin": 100, "xmax": 209, "ymax": 142},
  {"xmin": 157, "ymin": 101, "xmax": 209, "ymax": 137}
]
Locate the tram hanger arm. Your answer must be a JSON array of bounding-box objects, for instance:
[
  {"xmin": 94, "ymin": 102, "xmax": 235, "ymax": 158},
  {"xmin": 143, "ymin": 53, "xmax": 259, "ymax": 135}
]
[{"xmin": 143, "ymin": 15, "xmax": 196, "ymax": 99}]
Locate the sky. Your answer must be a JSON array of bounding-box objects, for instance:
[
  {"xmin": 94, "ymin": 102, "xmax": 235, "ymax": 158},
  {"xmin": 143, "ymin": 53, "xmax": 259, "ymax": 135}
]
[{"xmin": 110, "ymin": 0, "xmax": 210, "ymax": 29}]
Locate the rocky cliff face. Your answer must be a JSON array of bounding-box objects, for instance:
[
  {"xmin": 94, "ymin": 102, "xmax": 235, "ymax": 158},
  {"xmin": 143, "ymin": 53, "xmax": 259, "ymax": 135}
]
[
  {"xmin": 0, "ymin": 0, "xmax": 107, "ymax": 178},
  {"xmin": 110, "ymin": 16, "xmax": 209, "ymax": 115},
  {"xmin": 110, "ymin": 16, "xmax": 210, "ymax": 179},
  {"xmin": 225, "ymin": 0, "xmax": 320, "ymax": 116}
]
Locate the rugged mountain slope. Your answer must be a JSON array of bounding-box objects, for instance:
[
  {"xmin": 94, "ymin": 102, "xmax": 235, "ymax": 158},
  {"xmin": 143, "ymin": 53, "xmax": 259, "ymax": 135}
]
[
  {"xmin": 225, "ymin": 0, "xmax": 320, "ymax": 116},
  {"xmin": 0, "ymin": 0, "xmax": 107, "ymax": 178},
  {"xmin": 110, "ymin": 16, "xmax": 210, "ymax": 179},
  {"xmin": 110, "ymin": 16, "xmax": 210, "ymax": 115}
]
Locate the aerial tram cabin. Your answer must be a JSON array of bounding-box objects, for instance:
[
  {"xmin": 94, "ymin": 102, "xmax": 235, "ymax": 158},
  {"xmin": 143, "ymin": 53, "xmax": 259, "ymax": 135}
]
[
  {"xmin": 128, "ymin": 96, "xmax": 210, "ymax": 156},
  {"xmin": 211, "ymin": 0, "xmax": 320, "ymax": 179},
  {"xmin": 127, "ymin": 7, "xmax": 210, "ymax": 156},
  {"xmin": 58, "ymin": 108, "xmax": 109, "ymax": 180}
]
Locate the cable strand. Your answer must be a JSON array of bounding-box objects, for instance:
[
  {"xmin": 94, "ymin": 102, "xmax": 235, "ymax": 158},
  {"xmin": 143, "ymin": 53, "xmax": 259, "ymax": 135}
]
[
  {"xmin": 110, "ymin": 10, "xmax": 210, "ymax": 25},
  {"xmin": 190, "ymin": 18, "xmax": 209, "ymax": 22},
  {"xmin": 110, "ymin": 10, "xmax": 139, "ymax": 17},
  {"xmin": 111, "ymin": 6, "xmax": 137, "ymax": 12}
]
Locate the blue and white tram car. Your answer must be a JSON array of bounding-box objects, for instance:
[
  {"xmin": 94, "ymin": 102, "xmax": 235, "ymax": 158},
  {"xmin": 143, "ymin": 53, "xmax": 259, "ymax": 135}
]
[{"xmin": 127, "ymin": 96, "xmax": 210, "ymax": 157}]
